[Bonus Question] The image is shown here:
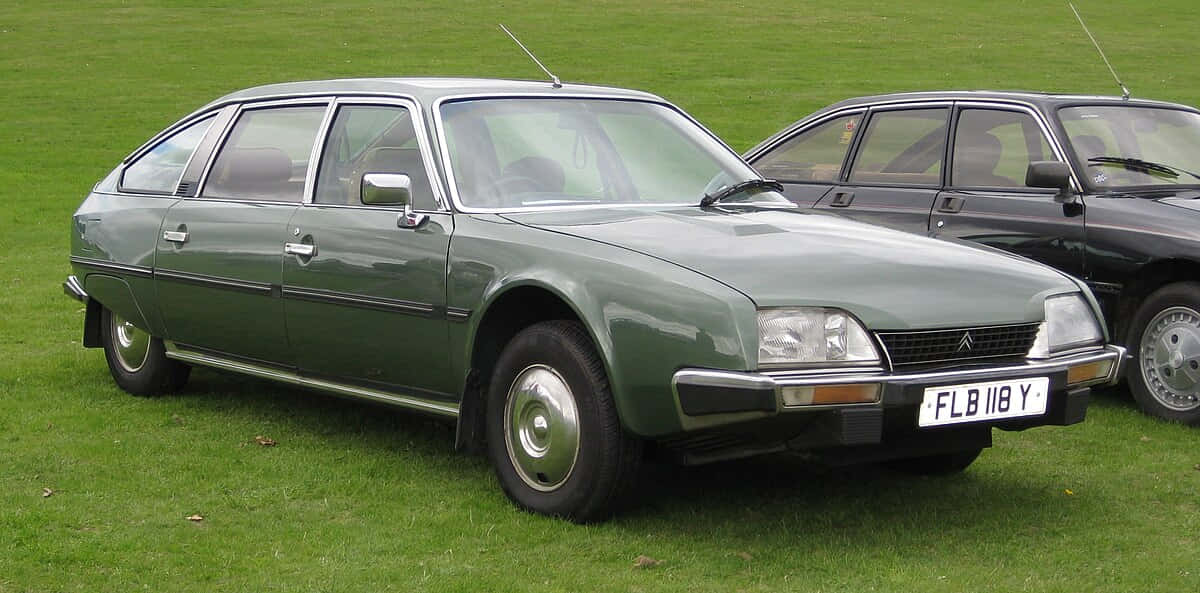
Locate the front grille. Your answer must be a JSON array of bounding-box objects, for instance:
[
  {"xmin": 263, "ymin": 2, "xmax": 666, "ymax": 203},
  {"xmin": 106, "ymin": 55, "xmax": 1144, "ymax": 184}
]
[{"xmin": 876, "ymin": 323, "xmax": 1040, "ymax": 368}]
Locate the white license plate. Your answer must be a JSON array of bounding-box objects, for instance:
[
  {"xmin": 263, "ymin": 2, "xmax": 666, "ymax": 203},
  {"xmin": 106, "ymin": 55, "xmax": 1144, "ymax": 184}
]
[{"xmin": 918, "ymin": 377, "xmax": 1049, "ymax": 427}]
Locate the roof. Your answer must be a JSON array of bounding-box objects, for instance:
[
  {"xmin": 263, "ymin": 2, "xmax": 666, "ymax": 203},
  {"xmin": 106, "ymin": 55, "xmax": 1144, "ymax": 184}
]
[
  {"xmin": 200, "ymin": 77, "xmax": 663, "ymax": 111},
  {"xmin": 817, "ymin": 89, "xmax": 1195, "ymax": 114}
]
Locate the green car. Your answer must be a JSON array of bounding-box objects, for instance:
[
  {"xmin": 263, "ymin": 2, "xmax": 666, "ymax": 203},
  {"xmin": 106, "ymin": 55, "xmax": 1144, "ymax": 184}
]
[{"xmin": 65, "ymin": 78, "xmax": 1124, "ymax": 521}]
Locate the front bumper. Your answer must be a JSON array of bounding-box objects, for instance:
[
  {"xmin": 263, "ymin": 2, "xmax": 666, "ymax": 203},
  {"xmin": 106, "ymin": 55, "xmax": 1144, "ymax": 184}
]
[{"xmin": 668, "ymin": 345, "xmax": 1124, "ymax": 457}]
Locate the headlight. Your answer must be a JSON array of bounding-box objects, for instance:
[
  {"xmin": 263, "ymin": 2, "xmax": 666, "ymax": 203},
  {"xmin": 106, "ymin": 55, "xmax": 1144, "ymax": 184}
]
[
  {"xmin": 757, "ymin": 308, "xmax": 880, "ymax": 367},
  {"xmin": 1027, "ymin": 293, "xmax": 1103, "ymax": 358}
]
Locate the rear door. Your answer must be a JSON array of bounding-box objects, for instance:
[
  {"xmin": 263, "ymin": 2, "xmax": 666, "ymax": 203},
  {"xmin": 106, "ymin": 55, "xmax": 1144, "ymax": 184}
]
[
  {"xmin": 155, "ymin": 99, "xmax": 331, "ymax": 364},
  {"xmin": 816, "ymin": 106, "xmax": 950, "ymax": 232},
  {"xmin": 931, "ymin": 105, "xmax": 1085, "ymax": 277},
  {"xmin": 281, "ymin": 99, "xmax": 456, "ymax": 397}
]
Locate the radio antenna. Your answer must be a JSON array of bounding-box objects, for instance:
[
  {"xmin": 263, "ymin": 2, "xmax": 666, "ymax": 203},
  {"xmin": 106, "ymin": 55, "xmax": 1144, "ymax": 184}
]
[
  {"xmin": 1069, "ymin": 3, "xmax": 1130, "ymax": 100},
  {"xmin": 499, "ymin": 24, "xmax": 562, "ymax": 89}
]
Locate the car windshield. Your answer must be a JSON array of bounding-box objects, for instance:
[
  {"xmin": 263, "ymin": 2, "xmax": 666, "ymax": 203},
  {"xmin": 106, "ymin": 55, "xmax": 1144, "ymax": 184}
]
[
  {"xmin": 1060, "ymin": 105, "xmax": 1200, "ymax": 189},
  {"xmin": 440, "ymin": 98, "xmax": 784, "ymax": 210}
]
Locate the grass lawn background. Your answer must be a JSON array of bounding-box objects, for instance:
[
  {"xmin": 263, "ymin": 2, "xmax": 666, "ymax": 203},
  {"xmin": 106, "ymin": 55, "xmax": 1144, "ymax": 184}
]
[{"xmin": 1, "ymin": 1, "xmax": 1198, "ymax": 591}]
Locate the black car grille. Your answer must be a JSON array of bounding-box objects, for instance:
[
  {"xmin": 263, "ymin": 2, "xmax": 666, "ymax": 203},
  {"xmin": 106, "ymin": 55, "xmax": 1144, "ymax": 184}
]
[{"xmin": 876, "ymin": 323, "xmax": 1041, "ymax": 368}]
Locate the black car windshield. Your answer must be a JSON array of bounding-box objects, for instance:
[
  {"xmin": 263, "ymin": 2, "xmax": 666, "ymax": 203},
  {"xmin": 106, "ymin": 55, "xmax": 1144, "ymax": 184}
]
[
  {"xmin": 1060, "ymin": 105, "xmax": 1200, "ymax": 189},
  {"xmin": 440, "ymin": 98, "xmax": 785, "ymax": 210}
]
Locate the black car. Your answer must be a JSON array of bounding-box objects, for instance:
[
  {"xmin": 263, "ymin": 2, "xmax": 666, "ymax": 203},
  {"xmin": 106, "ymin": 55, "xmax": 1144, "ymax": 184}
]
[{"xmin": 746, "ymin": 91, "xmax": 1200, "ymax": 425}]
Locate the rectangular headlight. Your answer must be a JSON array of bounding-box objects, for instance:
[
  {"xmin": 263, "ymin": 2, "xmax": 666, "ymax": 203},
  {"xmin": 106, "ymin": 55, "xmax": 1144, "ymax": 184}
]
[
  {"xmin": 757, "ymin": 308, "xmax": 880, "ymax": 367},
  {"xmin": 1028, "ymin": 293, "xmax": 1104, "ymax": 358}
]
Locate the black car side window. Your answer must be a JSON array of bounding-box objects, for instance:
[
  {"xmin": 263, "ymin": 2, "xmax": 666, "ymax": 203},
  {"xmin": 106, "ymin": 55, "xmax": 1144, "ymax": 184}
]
[
  {"xmin": 120, "ymin": 115, "xmax": 215, "ymax": 195},
  {"xmin": 201, "ymin": 105, "xmax": 326, "ymax": 202},
  {"xmin": 753, "ymin": 114, "xmax": 862, "ymax": 182},
  {"xmin": 952, "ymin": 109, "xmax": 1055, "ymax": 188},
  {"xmin": 848, "ymin": 108, "xmax": 948, "ymax": 186},
  {"xmin": 314, "ymin": 105, "xmax": 437, "ymax": 210}
]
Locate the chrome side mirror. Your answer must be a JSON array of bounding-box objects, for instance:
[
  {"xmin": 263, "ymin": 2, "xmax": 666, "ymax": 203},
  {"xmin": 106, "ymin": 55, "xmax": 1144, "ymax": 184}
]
[
  {"xmin": 360, "ymin": 173, "xmax": 428, "ymax": 229},
  {"xmin": 1025, "ymin": 161, "xmax": 1074, "ymax": 202}
]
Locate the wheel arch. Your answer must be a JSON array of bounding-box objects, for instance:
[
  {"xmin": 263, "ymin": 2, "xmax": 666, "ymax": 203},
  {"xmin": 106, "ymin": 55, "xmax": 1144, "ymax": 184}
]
[{"xmin": 1114, "ymin": 258, "xmax": 1200, "ymax": 344}]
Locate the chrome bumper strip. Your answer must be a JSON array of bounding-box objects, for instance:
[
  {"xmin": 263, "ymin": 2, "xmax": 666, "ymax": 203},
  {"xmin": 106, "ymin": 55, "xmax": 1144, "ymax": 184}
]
[
  {"xmin": 164, "ymin": 342, "xmax": 459, "ymax": 418},
  {"xmin": 63, "ymin": 275, "xmax": 88, "ymax": 302},
  {"xmin": 675, "ymin": 345, "xmax": 1126, "ymax": 399}
]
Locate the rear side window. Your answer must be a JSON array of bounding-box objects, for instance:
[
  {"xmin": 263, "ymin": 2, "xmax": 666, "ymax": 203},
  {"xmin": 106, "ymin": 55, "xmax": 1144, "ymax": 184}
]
[
  {"xmin": 952, "ymin": 109, "xmax": 1055, "ymax": 188},
  {"xmin": 202, "ymin": 106, "xmax": 326, "ymax": 202},
  {"xmin": 120, "ymin": 116, "xmax": 215, "ymax": 194},
  {"xmin": 848, "ymin": 108, "xmax": 948, "ymax": 186},
  {"xmin": 753, "ymin": 113, "xmax": 862, "ymax": 182}
]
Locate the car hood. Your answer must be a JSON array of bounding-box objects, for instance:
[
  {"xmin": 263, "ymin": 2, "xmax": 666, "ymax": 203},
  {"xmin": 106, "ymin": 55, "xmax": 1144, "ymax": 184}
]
[{"xmin": 501, "ymin": 206, "xmax": 1077, "ymax": 330}]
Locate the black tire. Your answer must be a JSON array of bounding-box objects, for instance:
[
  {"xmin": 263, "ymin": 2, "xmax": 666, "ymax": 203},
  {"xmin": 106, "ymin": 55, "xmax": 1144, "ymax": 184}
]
[
  {"xmin": 884, "ymin": 448, "xmax": 983, "ymax": 476},
  {"xmin": 485, "ymin": 321, "xmax": 642, "ymax": 522},
  {"xmin": 1125, "ymin": 282, "xmax": 1200, "ymax": 425},
  {"xmin": 99, "ymin": 307, "xmax": 190, "ymax": 396}
]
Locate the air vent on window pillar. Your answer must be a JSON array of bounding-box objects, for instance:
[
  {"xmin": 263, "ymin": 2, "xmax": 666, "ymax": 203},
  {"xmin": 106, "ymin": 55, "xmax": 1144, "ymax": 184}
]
[{"xmin": 175, "ymin": 181, "xmax": 193, "ymax": 196}]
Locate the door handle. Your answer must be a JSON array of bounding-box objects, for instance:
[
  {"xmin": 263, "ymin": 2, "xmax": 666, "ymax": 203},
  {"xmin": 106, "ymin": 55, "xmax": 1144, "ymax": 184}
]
[
  {"xmin": 162, "ymin": 230, "xmax": 189, "ymax": 243},
  {"xmin": 937, "ymin": 196, "xmax": 965, "ymax": 213},
  {"xmin": 284, "ymin": 242, "xmax": 316, "ymax": 257},
  {"xmin": 829, "ymin": 191, "xmax": 855, "ymax": 207}
]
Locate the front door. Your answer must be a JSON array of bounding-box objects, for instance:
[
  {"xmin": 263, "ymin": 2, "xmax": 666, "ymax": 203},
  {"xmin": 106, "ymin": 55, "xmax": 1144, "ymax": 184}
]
[
  {"xmin": 156, "ymin": 101, "xmax": 329, "ymax": 364},
  {"xmin": 931, "ymin": 106, "xmax": 1085, "ymax": 277},
  {"xmin": 282, "ymin": 101, "xmax": 454, "ymax": 397}
]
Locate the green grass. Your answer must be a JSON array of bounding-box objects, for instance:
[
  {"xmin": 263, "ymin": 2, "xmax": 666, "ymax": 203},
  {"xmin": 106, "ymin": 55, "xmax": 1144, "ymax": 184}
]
[{"xmin": 2, "ymin": 1, "xmax": 1199, "ymax": 591}]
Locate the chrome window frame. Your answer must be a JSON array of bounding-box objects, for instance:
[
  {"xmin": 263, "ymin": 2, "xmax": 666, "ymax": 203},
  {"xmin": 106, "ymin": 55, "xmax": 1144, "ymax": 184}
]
[
  {"xmin": 430, "ymin": 92, "xmax": 769, "ymax": 214},
  {"xmin": 116, "ymin": 113, "xmax": 219, "ymax": 197},
  {"xmin": 192, "ymin": 97, "xmax": 335, "ymax": 206},
  {"xmin": 304, "ymin": 96, "xmax": 449, "ymax": 213},
  {"xmin": 843, "ymin": 102, "xmax": 954, "ymax": 190},
  {"xmin": 744, "ymin": 108, "xmax": 868, "ymax": 186},
  {"xmin": 948, "ymin": 101, "xmax": 1080, "ymax": 193}
]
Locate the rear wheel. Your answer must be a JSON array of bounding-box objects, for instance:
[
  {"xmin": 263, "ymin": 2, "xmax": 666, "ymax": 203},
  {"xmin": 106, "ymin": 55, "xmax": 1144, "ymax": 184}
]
[
  {"xmin": 100, "ymin": 308, "xmax": 190, "ymax": 396},
  {"xmin": 485, "ymin": 321, "xmax": 642, "ymax": 522},
  {"xmin": 1126, "ymin": 282, "xmax": 1200, "ymax": 425},
  {"xmin": 885, "ymin": 448, "xmax": 983, "ymax": 476}
]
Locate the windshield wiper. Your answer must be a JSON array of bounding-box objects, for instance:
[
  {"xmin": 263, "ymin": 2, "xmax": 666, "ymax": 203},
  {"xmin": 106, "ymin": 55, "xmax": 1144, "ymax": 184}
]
[
  {"xmin": 699, "ymin": 179, "xmax": 784, "ymax": 207},
  {"xmin": 1087, "ymin": 156, "xmax": 1200, "ymax": 182}
]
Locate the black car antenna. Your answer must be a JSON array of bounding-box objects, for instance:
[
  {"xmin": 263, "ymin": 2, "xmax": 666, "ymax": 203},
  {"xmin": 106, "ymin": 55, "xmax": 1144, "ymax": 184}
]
[
  {"xmin": 1069, "ymin": 2, "xmax": 1130, "ymax": 100},
  {"xmin": 499, "ymin": 24, "xmax": 562, "ymax": 89}
]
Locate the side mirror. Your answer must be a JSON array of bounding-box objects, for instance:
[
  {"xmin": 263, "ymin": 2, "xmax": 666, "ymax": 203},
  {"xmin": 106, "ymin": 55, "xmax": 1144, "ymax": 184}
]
[
  {"xmin": 1025, "ymin": 161, "xmax": 1074, "ymax": 202},
  {"xmin": 361, "ymin": 173, "xmax": 412, "ymax": 205}
]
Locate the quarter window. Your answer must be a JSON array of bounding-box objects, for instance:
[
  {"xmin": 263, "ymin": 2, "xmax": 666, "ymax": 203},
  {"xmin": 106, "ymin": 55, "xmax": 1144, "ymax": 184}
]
[
  {"xmin": 315, "ymin": 105, "xmax": 437, "ymax": 209},
  {"xmin": 952, "ymin": 109, "xmax": 1054, "ymax": 188},
  {"xmin": 753, "ymin": 114, "xmax": 862, "ymax": 182},
  {"xmin": 120, "ymin": 116, "xmax": 215, "ymax": 194},
  {"xmin": 202, "ymin": 106, "xmax": 326, "ymax": 202},
  {"xmin": 848, "ymin": 108, "xmax": 948, "ymax": 186}
]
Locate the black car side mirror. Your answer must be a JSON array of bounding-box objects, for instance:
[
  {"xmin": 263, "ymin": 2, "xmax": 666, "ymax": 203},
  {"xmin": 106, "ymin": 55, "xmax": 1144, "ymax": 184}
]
[{"xmin": 1025, "ymin": 161, "xmax": 1074, "ymax": 202}]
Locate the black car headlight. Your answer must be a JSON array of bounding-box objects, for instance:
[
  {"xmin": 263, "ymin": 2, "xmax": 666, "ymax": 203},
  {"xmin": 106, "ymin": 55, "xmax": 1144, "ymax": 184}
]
[{"xmin": 1027, "ymin": 293, "xmax": 1104, "ymax": 358}]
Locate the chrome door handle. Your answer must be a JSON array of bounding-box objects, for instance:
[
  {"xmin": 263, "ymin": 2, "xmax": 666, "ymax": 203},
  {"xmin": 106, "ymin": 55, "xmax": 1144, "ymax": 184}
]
[
  {"xmin": 284, "ymin": 242, "xmax": 316, "ymax": 257},
  {"xmin": 163, "ymin": 230, "xmax": 189, "ymax": 243}
]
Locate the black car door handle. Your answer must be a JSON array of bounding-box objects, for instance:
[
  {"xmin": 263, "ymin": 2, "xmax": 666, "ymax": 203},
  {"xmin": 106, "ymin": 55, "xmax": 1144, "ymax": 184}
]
[
  {"xmin": 937, "ymin": 196, "xmax": 965, "ymax": 213},
  {"xmin": 829, "ymin": 191, "xmax": 855, "ymax": 207}
]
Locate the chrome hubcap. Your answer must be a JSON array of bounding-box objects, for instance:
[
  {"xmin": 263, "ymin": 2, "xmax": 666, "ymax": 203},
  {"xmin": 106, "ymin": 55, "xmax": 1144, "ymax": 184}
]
[
  {"xmin": 1140, "ymin": 306, "xmax": 1200, "ymax": 411},
  {"xmin": 503, "ymin": 364, "xmax": 580, "ymax": 492},
  {"xmin": 111, "ymin": 312, "xmax": 150, "ymax": 373}
]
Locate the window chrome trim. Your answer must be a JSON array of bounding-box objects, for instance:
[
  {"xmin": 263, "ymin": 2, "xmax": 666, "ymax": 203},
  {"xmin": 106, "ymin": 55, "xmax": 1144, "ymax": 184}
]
[
  {"xmin": 306, "ymin": 96, "xmax": 449, "ymax": 212},
  {"xmin": 193, "ymin": 97, "xmax": 335, "ymax": 205},
  {"xmin": 744, "ymin": 107, "xmax": 869, "ymax": 165},
  {"xmin": 950, "ymin": 101, "xmax": 1081, "ymax": 193},
  {"xmin": 118, "ymin": 114, "xmax": 219, "ymax": 196},
  {"xmin": 430, "ymin": 92, "xmax": 760, "ymax": 214}
]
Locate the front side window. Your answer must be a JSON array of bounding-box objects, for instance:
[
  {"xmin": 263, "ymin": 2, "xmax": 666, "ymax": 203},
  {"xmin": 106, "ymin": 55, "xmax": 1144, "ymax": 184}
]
[
  {"xmin": 202, "ymin": 105, "xmax": 326, "ymax": 202},
  {"xmin": 315, "ymin": 105, "xmax": 437, "ymax": 209},
  {"xmin": 952, "ymin": 109, "xmax": 1054, "ymax": 188},
  {"xmin": 1060, "ymin": 105, "xmax": 1200, "ymax": 189},
  {"xmin": 848, "ymin": 108, "xmax": 948, "ymax": 186},
  {"xmin": 440, "ymin": 98, "xmax": 782, "ymax": 209},
  {"xmin": 120, "ymin": 115, "xmax": 215, "ymax": 194},
  {"xmin": 753, "ymin": 113, "xmax": 862, "ymax": 182}
]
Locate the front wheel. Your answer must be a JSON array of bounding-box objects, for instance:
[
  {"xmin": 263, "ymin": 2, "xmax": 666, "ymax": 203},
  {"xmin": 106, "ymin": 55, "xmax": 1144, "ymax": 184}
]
[
  {"xmin": 884, "ymin": 448, "xmax": 983, "ymax": 476},
  {"xmin": 100, "ymin": 308, "xmax": 190, "ymax": 396},
  {"xmin": 1126, "ymin": 282, "xmax": 1200, "ymax": 425},
  {"xmin": 485, "ymin": 321, "xmax": 642, "ymax": 522}
]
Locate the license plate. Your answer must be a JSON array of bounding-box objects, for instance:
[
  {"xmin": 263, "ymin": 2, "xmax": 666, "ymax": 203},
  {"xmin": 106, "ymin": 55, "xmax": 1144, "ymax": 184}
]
[{"xmin": 918, "ymin": 377, "xmax": 1049, "ymax": 427}]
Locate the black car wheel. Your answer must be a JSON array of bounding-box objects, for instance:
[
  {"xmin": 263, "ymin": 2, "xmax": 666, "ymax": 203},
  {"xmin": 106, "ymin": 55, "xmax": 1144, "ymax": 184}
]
[
  {"xmin": 1126, "ymin": 282, "xmax": 1200, "ymax": 425},
  {"xmin": 485, "ymin": 321, "xmax": 642, "ymax": 522},
  {"xmin": 100, "ymin": 307, "xmax": 190, "ymax": 396},
  {"xmin": 885, "ymin": 448, "xmax": 983, "ymax": 476}
]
